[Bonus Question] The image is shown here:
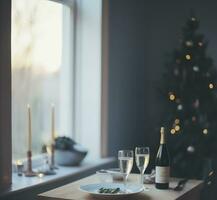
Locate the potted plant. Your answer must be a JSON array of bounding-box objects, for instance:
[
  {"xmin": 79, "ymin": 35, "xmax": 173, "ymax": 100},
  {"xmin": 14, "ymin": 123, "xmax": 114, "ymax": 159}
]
[{"xmin": 54, "ymin": 136, "xmax": 88, "ymax": 166}]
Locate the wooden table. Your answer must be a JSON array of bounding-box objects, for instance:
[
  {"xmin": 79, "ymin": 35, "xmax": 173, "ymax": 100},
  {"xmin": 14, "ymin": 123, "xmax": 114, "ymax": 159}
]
[{"xmin": 38, "ymin": 174, "xmax": 203, "ymax": 200}]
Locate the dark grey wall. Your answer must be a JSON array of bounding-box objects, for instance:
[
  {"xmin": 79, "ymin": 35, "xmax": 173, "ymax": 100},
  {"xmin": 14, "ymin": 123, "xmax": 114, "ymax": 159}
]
[
  {"xmin": 0, "ymin": 0, "xmax": 11, "ymax": 189},
  {"xmin": 107, "ymin": 0, "xmax": 217, "ymax": 169}
]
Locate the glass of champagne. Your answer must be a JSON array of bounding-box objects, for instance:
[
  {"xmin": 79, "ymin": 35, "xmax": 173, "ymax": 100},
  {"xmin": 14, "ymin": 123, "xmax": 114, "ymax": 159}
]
[
  {"xmin": 135, "ymin": 147, "xmax": 150, "ymax": 185},
  {"xmin": 118, "ymin": 150, "xmax": 134, "ymax": 192}
]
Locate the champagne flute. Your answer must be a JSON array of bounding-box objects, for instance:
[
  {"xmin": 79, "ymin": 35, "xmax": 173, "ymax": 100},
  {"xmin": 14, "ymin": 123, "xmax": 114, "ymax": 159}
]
[
  {"xmin": 135, "ymin": 147, "xmax": 150, "ymax": 185},
  {"xmin": 118, "ymin": 150, "xmax": 134, "ymax": 192}
]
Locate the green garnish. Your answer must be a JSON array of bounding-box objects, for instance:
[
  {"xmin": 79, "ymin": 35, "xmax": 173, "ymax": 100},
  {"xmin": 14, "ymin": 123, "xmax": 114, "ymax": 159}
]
[{"xmin": 98, "ymin": 187, "xmax": 120, "ymax": 194}]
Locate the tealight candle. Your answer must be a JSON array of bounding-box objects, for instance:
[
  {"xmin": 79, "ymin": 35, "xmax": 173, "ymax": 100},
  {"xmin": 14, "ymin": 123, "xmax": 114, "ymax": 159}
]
[
  {"xmin": 38, "ymin": 173, "xmax": 44, "ymax": 178},
  {"xmin": 16, "ymin": 160, "xmax": 24, "ymax": 176},
  {"xmin": 16, "ymin": 160, "xmax": 23, "ymax": 165}
]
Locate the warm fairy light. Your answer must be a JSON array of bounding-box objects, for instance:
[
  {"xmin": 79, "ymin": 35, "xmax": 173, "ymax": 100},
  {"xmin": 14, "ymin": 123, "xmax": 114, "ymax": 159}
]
[
  {"xmin": 203, "ymin": 129, "xmax": 208, "ymax": 135},
  {"xmin": 38, "ymin": 173, "xmax": 44, "ymax": 178},
  {"xmin": 169, "ymin": 93, "xmax": 175, "ymax": 101},
  {"xmin": 198, "ymin": 42, "xmax": 203, "ymax": 46},
  {"xmin": 175, "ymin": 125, "xmax": 180, "ymax": 131},
  {"xmin": 171, "ymin": 129, "xmax": 176, "ymax": 134},
  {"xmin": 185, "ymin": 54, "xmax": 191, "ymax": 60},
  {"xmin": 209, "ymin": 83, "xmax": 214, "ymax": 89},
  {"xmin": 175, "ymin": 119, "xmax": 180, "ymax": 124},
  {"xmin": 170, "ymin": 94, "xmax": 175, "ymax": 101}
]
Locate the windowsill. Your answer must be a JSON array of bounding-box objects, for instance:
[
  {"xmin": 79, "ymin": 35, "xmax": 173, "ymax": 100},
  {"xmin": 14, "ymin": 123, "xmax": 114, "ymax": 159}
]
[{"xmin": 1, "ymin": 157, "xmax": 116, "ymax": 198}]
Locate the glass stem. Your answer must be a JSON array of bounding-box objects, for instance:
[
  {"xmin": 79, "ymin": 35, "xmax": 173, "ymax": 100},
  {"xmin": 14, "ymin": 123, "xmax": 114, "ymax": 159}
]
[
  {"xmin": 140, "ymin": 171, "xmax": 144, "ymax": 185},
  {"xmin": 123, "ymin": 174, "xmax": 127, "ymax": 193}
]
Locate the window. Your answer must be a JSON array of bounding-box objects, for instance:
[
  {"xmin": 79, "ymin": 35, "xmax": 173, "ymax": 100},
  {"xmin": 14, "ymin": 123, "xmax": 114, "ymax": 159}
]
[
  {"xmin": 12, "ymin": 0, "xmax": 74, "ymax": 160},
  {"xmin": 11, "ymin": 0, "xmax": 102, "ymax": 162},
  {"xmin": 0, "ymin": 0, "xmax": 103, "ymax": 188}
]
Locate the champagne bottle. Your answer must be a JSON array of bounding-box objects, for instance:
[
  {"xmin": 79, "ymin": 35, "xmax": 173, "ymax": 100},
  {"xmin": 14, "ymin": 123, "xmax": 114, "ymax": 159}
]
[{"xmin": 155, "ymin": 127, "xmax": 170, "ymax": 189}]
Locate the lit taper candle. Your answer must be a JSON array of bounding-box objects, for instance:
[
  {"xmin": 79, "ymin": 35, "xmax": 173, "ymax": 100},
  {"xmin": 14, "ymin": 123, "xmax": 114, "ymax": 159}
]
[
  {"xmin": 51, "ymin": 104, "xmax": 55, "ymax": 143},
  {"xmin": 27, "ymin": 104, "xmax": 32, "ymax": 151}
]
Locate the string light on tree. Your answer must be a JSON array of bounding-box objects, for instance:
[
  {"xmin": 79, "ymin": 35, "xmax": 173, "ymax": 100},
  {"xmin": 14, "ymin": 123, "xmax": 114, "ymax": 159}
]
[
  {"xmin": 209, "ymin": 171, "xmax": 214, "ymax": 177},
  {"xmin": 185, "ymin": 40, "xmax": 193, "ymax": 47},
  {"xmin": 209, "ymin": 83, "xmax": 214, "ymax": 89},
  {"xmin": 175, "ymin": 125, "xmax": 180, "ymax": 131},
  {"xmin": 207, "ymin": 181, "xmax": 212, "ymax": 185},
  {"xmin": 193, "ymin": 66, "xmax": 199, "ymax": 72},
  {"xmin": 170, "ymin": 129, "xmax": 176, "ymax": 134},
  {"xmin": 187, "ymin": 145, "xmax": 195, "ymax": 154},
  {"xmin": 198, "ymin": 42, "xmax": 203, "ymax": 47},
  {"xmin": 203, "ymin": 129, "xmax": 208, "ymax": 135},
  {"xmin": 169, "ymin": 93, "xmax": 176, "ymax": 101},
  {"xmin": 185, "ymin": 54, "xmax": 191, "ymax": 60},
  {"xmin": 175, "ymin": 119, "xmax": 180, "ymax": 124},
  {"xmin": 177, "ymin": 104, "xmax": 183, "ymax": 110}
]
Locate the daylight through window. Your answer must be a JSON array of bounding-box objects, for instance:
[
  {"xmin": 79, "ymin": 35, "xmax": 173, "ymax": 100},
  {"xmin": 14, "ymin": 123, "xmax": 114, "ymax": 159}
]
[{"xmin": 12, "ymin": 0, "xmax": 73, "ymax": 160}]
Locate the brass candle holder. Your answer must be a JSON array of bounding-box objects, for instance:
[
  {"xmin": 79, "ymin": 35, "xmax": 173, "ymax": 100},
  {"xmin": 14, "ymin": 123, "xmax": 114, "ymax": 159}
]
[{"xmin": 25, "ymin": 150, "xmax": 37, "ymax": 177}]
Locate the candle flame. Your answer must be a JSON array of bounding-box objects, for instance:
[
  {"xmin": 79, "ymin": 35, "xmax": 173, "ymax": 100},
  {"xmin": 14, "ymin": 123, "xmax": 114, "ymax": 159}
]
[
  {"xmin": 38, "ymin": 173, "xmax": 44, "ymax": 178},
  {"xmin": 16, "ymin": 160, "xmax": 23, "ymax": 165}
]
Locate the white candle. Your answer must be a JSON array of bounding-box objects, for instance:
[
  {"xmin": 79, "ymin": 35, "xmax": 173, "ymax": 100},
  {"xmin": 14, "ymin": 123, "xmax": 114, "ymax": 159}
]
[
  {"xmin": 51, "ymin": 104, "xmax": 55, "ymax": 143},
  {"xmin": 27, "ymin": 104, "xmax": 32, "ymax": 151}
]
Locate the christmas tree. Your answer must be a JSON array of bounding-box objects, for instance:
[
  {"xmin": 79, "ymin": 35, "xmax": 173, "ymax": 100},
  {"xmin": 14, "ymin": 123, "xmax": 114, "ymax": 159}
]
[{"xmin": 160, "ymin": 13, "xmax": 217, "ymax": 181}]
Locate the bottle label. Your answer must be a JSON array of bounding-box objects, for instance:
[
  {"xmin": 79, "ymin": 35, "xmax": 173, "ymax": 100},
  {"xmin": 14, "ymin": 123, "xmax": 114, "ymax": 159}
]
[{"xmin": 155, "ymin": 166, "xmax": 170, "ymax": 183}]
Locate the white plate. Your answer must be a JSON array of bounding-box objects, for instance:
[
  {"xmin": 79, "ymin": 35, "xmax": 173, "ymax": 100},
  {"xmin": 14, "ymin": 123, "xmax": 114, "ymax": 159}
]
[{"xmin": 80, "ymin": 183, "xmax": 143, "ymax": 197}]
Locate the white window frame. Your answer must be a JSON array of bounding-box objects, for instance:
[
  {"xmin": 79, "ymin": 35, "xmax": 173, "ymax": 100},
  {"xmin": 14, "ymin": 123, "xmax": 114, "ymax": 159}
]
[
  {"xmin": 59, "ymin": 0, "xmax": 75, "ymax": 139},
  {"xmin": 73, "ymin": 0, "xmax": 102, "ymax": 159},
  {"xmin": 52, "ymin": 0, "xmax": 103, "ymax": 160},
  {"xmin": 50, "ymin": 1, "xmax": 103, "ymax": 160}
]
